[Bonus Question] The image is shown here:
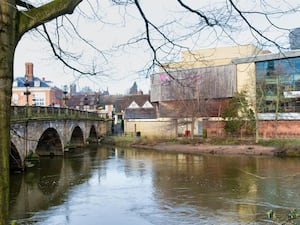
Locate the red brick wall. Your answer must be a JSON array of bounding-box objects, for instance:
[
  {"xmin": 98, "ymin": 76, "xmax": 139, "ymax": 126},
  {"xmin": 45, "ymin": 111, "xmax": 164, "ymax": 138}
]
[
  {"xmin": 203, "ymin": 120, "xmax": 226, "ymax": 137},
  {"xmin": 258, "ymin": 120, "xmax": 300, "ymax": 138},
  {"xmin": 204, "ymin": 120, "xmax": 300, "ymax": 139}
]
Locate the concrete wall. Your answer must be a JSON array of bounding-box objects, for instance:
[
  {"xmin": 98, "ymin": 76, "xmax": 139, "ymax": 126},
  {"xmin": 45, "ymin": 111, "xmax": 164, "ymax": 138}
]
[
  {"xmin": 164, "ymin": 45, "xmax": 262, "ymax": 69},
  {"xmin": 236, "ymin": 62, "xmax": 256, "ymax": 109},
  {"xmin": 124, "ymin": 118, "xmax": 225, "ymax": 138},
  {"xmin": 124, "ymin": 119, "xmax": 177, "ymax": 138}
]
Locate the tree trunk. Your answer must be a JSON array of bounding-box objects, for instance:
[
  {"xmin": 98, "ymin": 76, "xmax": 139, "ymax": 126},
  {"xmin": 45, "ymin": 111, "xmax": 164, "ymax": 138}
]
[
  {"xmin": 0, "ymin": 58, "xmax": 13, "ymax": 225},
  {"xmin": 191, "ymin": 116, "xmax": 195, "ymax": 140},
  {"xmin": 0, "ymin": 3, "xmax": 18, "ymax": 224},
  {"xmin": 275, "ymin": 75, "xmax": 280, "ymax": 138},
  {"xmin": 174, "ymin": 119, "xmax": 178, "ymax": 139},
  {"xmin": 0, "ymin": 1, "xmax": 83, "ymax": 224}
]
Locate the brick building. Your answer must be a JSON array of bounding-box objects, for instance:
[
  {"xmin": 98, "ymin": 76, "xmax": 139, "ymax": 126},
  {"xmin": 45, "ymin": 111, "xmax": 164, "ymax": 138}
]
[{"xmin": 12, "ymin": 63, "xmax": 65, "ymax": 107}]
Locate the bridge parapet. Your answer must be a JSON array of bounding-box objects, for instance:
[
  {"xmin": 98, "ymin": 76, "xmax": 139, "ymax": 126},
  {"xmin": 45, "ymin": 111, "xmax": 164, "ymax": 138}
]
[{"xmin": 11, "ymin": 106, "xmax": 107, "ymax": 121}]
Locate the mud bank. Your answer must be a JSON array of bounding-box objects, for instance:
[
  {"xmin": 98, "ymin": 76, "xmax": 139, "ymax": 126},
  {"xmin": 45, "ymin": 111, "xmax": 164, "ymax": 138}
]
[{"xmin": 132, "ymin": 143, "xmax": 277, "ymax": 156}]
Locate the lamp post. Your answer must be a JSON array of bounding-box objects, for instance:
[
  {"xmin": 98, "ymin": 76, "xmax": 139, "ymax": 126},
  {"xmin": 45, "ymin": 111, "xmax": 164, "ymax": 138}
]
[
  {"xmin": 23, "ymin": 75, "xmax": 31, "ymax": 106},
  {"xmin": 23, "ymin": 75, "xmax": 31, "ymax": 159},
  {"xmin": 63, "ymin": 85, "xmax": 68, "ymax": 107}
]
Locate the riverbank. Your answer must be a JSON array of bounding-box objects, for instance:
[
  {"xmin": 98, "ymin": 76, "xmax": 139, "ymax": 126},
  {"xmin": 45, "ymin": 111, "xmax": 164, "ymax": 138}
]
[
  {"xmin": 131, "ymin": 142, "xmax": 277, "ymax": 156},
  {"xmin": 103, "ymin": 136, "xmax": 296, "ymax": 157}
]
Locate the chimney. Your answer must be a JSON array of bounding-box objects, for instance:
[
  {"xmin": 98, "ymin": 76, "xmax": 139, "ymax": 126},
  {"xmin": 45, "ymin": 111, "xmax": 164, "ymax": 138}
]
[{"xmin": 25, "ymin": 62, "xmax": 33, "ymax": 81}]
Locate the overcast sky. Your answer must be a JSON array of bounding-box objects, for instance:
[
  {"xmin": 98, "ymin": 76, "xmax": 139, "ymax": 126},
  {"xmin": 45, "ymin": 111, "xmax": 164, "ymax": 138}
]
[{"xmin": 14, "ymin": 0, "xmax": 300, "ymax": 94}]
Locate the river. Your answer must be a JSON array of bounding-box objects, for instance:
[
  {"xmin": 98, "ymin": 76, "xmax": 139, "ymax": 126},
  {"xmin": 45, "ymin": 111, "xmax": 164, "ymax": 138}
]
[{"xmin": 9, "ymin": 145, "xmax": 300, "ymax": 224}]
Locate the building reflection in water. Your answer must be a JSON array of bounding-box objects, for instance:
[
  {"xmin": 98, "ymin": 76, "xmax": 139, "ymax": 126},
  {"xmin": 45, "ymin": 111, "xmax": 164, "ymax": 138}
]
[{"xmin": 9, "ymin": 147, "xmax": 300, "ymax": 224}]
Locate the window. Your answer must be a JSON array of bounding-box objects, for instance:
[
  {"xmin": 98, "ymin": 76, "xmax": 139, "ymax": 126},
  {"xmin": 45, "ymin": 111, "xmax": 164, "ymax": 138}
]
[
  {"xmin": 32, "ymin": 92, "xmax": 45, "ymax": 106},
  {"xmin": 12, "ymin": 94, "xmax": 18, "ymax": 105},
  {"xmin": 34, "ymin": 80, "xmax": 40, "ymax": 87}
]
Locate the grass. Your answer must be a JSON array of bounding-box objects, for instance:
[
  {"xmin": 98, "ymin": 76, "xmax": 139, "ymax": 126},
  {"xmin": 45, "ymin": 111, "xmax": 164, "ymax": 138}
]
[
  {"xmin": 102, "ymin": 135, "xmax": 135, "ymax": 146},
  {"xmin": 103, "ymin": 135, "xmax": 202, "ymax": 146},
  {"xmin": 259, "ymin": 139, "xmax": 300, "ymax": 157},
  {"xmin": 103, "ymin": 135, "xmax": 252, "ymax": 146},
  {"xmin": 258, "ymin": 139, "xmax": 300, "ymax": 146}
]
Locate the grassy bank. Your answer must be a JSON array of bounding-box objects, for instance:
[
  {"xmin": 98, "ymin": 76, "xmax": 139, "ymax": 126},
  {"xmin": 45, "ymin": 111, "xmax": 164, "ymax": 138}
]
[
  {"xmin": 102, "ymin": 135, "xmax": 171, "ymax": 147},
  {"xmin": 259, "ymin": 139, "xmax": 300, "ymax": 157},
  {"xmin": 102, "ymin": 135, "xmax": 215, "ymax": 146}
]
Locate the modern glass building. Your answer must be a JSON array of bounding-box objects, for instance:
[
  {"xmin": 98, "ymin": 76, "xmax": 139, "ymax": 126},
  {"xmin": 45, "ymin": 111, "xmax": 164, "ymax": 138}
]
[{"xmin": 256, "ymin": 57, "xmax": 300, "ymax": 113}]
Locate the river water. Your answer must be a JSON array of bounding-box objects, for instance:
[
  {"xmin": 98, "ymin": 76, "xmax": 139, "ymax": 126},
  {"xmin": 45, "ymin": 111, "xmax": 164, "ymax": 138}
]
[{"xmin": 9, "ymin": 145, "xmax": 300, "ymax": 224}]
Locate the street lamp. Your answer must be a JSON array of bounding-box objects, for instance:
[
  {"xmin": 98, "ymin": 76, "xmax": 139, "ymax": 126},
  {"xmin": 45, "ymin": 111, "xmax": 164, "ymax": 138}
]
[
  {"xmin": 23, "ymin": 75, "xmax": 31, "ymax": 106},
  {"xmin": 23, "ymin": 75, "xmax": 32, "ymax": 165},
  {"xmin": 63, "ymin": 85, "xmax": 68, "ymax": 107},
  {"xmin": 84, "ymin": 95, "xmax": 89, "ymax": 110}
]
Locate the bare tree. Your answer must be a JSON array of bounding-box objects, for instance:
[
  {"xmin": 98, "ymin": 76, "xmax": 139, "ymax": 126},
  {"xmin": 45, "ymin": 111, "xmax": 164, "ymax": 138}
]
[{"xmin": 112, "ymin": 0, "xmax": 300, "ymax": 76}]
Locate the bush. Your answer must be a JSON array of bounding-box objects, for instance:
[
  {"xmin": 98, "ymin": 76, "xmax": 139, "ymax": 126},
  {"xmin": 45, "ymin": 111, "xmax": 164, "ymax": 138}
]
[
  {"xmin": 221, "ymin": 91, "xmax": 256, "ymax": 136},
  {"xmin": 224, "ymin": 119, "xmax": 241, "ymax": 135}
]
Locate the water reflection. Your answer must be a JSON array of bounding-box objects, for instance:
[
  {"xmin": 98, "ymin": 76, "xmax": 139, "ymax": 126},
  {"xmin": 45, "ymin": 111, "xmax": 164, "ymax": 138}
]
[{"xmin": 9, "ymin": 146, "xmax": 300, "ymax": 224}]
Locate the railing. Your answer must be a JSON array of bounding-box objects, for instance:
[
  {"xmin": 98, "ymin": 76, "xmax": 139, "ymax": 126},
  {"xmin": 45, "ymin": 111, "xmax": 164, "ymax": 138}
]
[{"xmin": 10, "ymin": 106, "xmax": 108, "ymax": 121}]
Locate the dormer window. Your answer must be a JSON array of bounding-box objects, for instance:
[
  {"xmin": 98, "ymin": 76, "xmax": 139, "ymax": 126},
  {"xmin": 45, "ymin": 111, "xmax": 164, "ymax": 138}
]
[{"xmin": 34, "ymin": 80, "xmax": 40, "ymax": 87}]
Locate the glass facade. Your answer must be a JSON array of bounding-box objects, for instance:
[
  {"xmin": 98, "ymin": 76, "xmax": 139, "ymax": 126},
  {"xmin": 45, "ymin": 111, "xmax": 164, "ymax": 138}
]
[{"xmin": 256, "ymin": 57, "xmax": 300, "ymax": 113}]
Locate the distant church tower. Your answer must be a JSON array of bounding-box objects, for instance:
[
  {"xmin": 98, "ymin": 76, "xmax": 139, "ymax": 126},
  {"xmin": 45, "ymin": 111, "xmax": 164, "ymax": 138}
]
[{"xmin": 129, "ymin": 81, "xmax": 138, "ymax": 95}]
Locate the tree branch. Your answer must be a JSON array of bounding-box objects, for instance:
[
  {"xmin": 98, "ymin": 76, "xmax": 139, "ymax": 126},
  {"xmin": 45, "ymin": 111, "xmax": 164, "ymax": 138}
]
[
  {"xmin": 228, "ymin": 0, "xmax": 281, "ymax": 49},
  {"xmin": 18, "ymin": 0, "xmax": 83, "ymax": 37},
  {"xmin": 177, "ymin": 0, "xmax": 217, "ymax": 26},
  {"xmin": 41, "ymin": 23, "xmax": 99, "ymax": 76},
  {"xmin": 133, "ymin": 0, "xmax": 187, "ymax": 82}
]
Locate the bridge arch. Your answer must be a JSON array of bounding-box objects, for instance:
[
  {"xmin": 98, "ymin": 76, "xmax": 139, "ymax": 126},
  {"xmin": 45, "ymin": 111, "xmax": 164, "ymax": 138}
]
[
  {"xmin": 88, "ymin": 125, "xmax": 98, "ymax": 143},
  {"xmin": 70, "ymin": 126, "xmax": 84, "ymax": 147},
  {"xmin": 10, "ymin": 142, "xmax": 23, "ymax": 171},
  {"xmin": 36, "ymin": 128, "xmax": 63, "ymax": 156}
]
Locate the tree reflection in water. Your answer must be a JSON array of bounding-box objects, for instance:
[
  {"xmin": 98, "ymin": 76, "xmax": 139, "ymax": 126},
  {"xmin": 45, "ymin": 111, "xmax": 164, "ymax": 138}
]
[{"xmin": 8, "ymin": 147, "xmax": 300, "ymax": 225}]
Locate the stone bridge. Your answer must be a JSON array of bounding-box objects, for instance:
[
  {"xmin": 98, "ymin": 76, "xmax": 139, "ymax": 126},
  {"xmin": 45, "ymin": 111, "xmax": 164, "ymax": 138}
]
[{"xmin": 10, "ymin": 106, "xmax": 112, "ymax": 170}]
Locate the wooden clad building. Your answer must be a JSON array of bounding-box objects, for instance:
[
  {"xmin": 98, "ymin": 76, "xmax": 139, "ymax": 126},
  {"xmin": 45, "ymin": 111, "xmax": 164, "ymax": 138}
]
[{"xmin": 151, "ymin": 64, "xmax": 237, "ymax": 102}]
